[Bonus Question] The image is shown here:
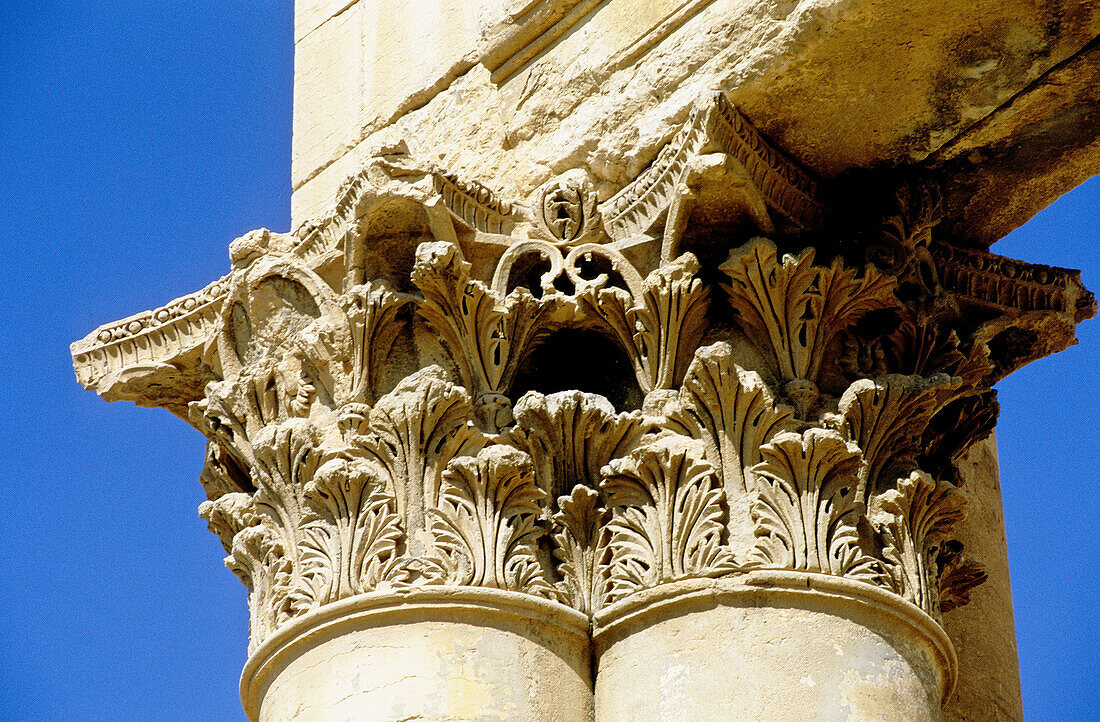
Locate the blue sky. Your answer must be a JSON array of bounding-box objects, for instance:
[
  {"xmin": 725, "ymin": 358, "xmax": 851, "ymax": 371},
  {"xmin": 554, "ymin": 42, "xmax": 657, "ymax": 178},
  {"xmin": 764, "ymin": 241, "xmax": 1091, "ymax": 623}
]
[{"xmin": 1, "ymin": 4, "xmax": 1097, "ymax": 720}]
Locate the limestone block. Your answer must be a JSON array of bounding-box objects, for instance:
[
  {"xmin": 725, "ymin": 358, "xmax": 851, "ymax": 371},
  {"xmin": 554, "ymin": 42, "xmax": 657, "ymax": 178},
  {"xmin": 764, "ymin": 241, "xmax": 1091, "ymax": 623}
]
[
  {"xmin": 292, "ymin": 0, "xmax": 502, "ymax": 194},
  {"xmin": 295, "ymin": 0, "xmax": 355, "ymax": 42},
  {"xmin": 293, "ymin": 3, "xmax": 364, "ymax": 193},
  {"xmin": 933, "ymin": 39, "xmax": 1100, "ymax": 243},
  {"xmin": 290, "ymin": 0, "xmax": 1099, "ymax": 242}
]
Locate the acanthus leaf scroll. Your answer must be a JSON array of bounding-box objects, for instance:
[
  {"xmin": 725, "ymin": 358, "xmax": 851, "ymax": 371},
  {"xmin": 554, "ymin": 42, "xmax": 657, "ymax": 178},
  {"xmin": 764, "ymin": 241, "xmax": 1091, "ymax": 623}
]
[
  {"xmin": 873, "ymin": 470, "xmax": 966, "ymax": 617},
  {"xmin": 297, "ymin": 454, "xmax": 405, "ymax": 605},
  {"xmin": 746, "ymin": 428, "xmax": 882, "ymax": 583},
  {"xmin": 601, "ymin": 436, "xmax": 738, "ymax": 601},
  {"xmin": 412, "ymin": 241, "xmax": 564, "ymax": 425},
  {"xmin": 577, "ymin": 253, "xmax": 710, "ymax": 396},
  {"xmin": 552, "ymin": 485, "xmax": 611, "ymax": 615},
  {"xmin": 428, "ymin": 445, "xmax": 557, "ymax": 598},
  {"xmin": 720, "ymin": 238, "xmax": 896, "ymax": 418}
]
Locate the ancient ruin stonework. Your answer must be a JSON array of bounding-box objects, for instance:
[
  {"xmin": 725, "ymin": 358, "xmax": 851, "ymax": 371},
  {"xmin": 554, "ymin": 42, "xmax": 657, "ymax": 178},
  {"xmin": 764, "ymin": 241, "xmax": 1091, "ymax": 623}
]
[{"xmin": 73, "ymin": 2, "xmax": 1097, "ymax": 720}]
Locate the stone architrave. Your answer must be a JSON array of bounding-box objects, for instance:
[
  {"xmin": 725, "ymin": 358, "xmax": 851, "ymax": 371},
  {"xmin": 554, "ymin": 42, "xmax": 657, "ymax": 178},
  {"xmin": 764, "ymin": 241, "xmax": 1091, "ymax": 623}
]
[{"xmin": 74, "ymin": 2, "xmax": 1097, "ymax": 720}]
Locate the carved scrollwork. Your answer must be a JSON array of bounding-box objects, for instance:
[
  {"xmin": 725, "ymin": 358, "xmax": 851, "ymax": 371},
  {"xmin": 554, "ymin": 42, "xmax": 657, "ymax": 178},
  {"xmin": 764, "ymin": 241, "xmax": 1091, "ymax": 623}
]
[
  {"xmin": 412, "ymin": 241, "xmax": 565, "ymax": 422},
  {"xmin": 73, "ymin": 129, "xmax": 1098, "ymax": 651},
  {"xmin": 563, "ymin": 243, "xmax": 645, "ymax": 298},
  {"xmin": 601, "ymin": 436, "xmax": 738, "ymax": 602},
  {"xmin": 490, "ymin": 238, "xmax": 565, "ymax": 297}
]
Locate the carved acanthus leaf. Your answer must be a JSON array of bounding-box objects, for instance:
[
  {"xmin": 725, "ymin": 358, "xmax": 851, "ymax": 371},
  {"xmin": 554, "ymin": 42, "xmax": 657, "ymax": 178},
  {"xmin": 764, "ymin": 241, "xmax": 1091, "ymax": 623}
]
[
  {"xmin": 511, "ymin": 390, "xmax": 650, "ymax": 501},
  {"xmin": 340, "ymin": 281, "xmax": 413, "ymax": 405},
  {"xmin": 198, "ymin": 441, "xmax": 252, "ymax": 500},
  {"xmin": 873, "ymin": 471, "xmax": 966, "ymax": 615},
  {"xmin": 350, "ymin": 366, "xmax": 485, "ymax": 552},
  {"xmin": 883, "ymin": 318, "xmax": 960, "ymax": 377},
  {"xmin": 664, "ymin": 342, "xmax": 795, "ymax": 556},
  {"xmin": 428, "ymin": 445, "xmax": 556, "ymax": 597},
  {"xmin": 720, "ymin": 238, "xmax": 896, "ymax": 414},
  {"xmin": 577, "ymin": 253, "xmax": 709, "ymax": 393},
  {"xmin": 747, "ymin": 428, "xmax": 881, "ymax": 582},
  {"xmin": 228, "ymin": 524, "xmax": 288, "ymax": 653},
  {"xmin": 880, "ymin": 317, "xmax": 993, "ymax": 387},
  {"xmin": 298, "ymin": 455, "xmax": 405, "ymax": 606},
  {"xmin": 552, "ymin": 486, "xmax": 610, "ymax": 614},
  {"xmin": 920, "ymin": 391, "xmax": 999, "ymax": 484},
  {"xmin": 250, "ymin": 418, "xmax": 325, "ymax": 623},
  {"xmin": 665, "ymin": 342, "xmax": 795, "ymax": 495},
  {"xmin": 831, "ymin": 373, "xmax": 959, "ymax": 503},
  {"xmin": 199, "ymin": 491, "xmax": 258, "ymax": 555},
  {"xmin": 602, "ymin": 436, "xmax": 737, "ymax": 601},
  {"xmin": 937, "ymin": 541, "xmax": 988, "ymax": 613},
  {"xmin": 412, "ymin": 241, "xmax": 562, "ymax": 403}
]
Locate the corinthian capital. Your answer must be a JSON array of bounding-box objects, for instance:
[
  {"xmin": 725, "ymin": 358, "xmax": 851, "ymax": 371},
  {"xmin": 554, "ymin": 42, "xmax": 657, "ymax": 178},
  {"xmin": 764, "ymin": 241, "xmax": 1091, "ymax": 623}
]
[{"xmin": 74, "ymin": 96, "xmax": 1093, "ymax": 658}]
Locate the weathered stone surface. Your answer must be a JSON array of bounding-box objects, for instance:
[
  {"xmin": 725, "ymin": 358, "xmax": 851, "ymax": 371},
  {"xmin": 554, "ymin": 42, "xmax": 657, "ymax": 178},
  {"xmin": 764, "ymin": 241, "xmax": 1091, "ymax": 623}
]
[
  {"xmin": 243, "ymin": 588, "xmax": 592, "ymax": 721},
  {"xmin": 593, "ymin": 575, "xmax": 955, "ymax": 721},
  {"xmin": 291, "ymin": 0, "xmax": 1099, "ymax": 244}
]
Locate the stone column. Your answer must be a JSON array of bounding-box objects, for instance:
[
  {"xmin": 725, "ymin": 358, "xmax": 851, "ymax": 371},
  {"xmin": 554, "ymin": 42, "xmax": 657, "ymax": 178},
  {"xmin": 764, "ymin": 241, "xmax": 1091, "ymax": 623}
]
[
  {"xmin": 241, "ymin": 588, "xmax": 591, "ymax": 721},
  {"xmin": 942, "ymin": 434, "xmax": 1024, "ymax": 721},
  {"xmin": 72, "ymin": 2, "xmax": 1099, "ymax": 719}
]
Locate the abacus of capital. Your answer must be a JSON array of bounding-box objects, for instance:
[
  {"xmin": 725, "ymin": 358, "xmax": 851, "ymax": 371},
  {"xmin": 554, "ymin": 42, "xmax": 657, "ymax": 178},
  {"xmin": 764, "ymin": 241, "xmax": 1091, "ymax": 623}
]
[{"xmin": 72, "ymin": 2, "xmax": 1098, "ymax": 720}]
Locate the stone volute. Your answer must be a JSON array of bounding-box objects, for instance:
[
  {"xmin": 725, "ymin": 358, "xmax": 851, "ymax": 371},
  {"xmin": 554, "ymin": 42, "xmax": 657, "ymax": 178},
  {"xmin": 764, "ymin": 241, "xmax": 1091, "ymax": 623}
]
[{"xmin": 72, "ymin": 2, "xmax": 1097, "ymax": 720}]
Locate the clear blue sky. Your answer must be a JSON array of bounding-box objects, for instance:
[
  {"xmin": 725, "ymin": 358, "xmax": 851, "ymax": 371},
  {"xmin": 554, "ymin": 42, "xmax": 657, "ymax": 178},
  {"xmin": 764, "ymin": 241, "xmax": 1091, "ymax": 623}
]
[{"xmin": 1, "ymin": 4, "xmax": 1097, "ymax": 720}]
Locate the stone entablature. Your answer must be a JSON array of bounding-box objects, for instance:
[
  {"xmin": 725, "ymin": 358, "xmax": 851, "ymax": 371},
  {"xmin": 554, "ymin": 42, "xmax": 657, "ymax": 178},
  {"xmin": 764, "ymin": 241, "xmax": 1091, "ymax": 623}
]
[{"xmin": 73, "ymin": 92, "xmax": 1093, "ymax": 715}]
